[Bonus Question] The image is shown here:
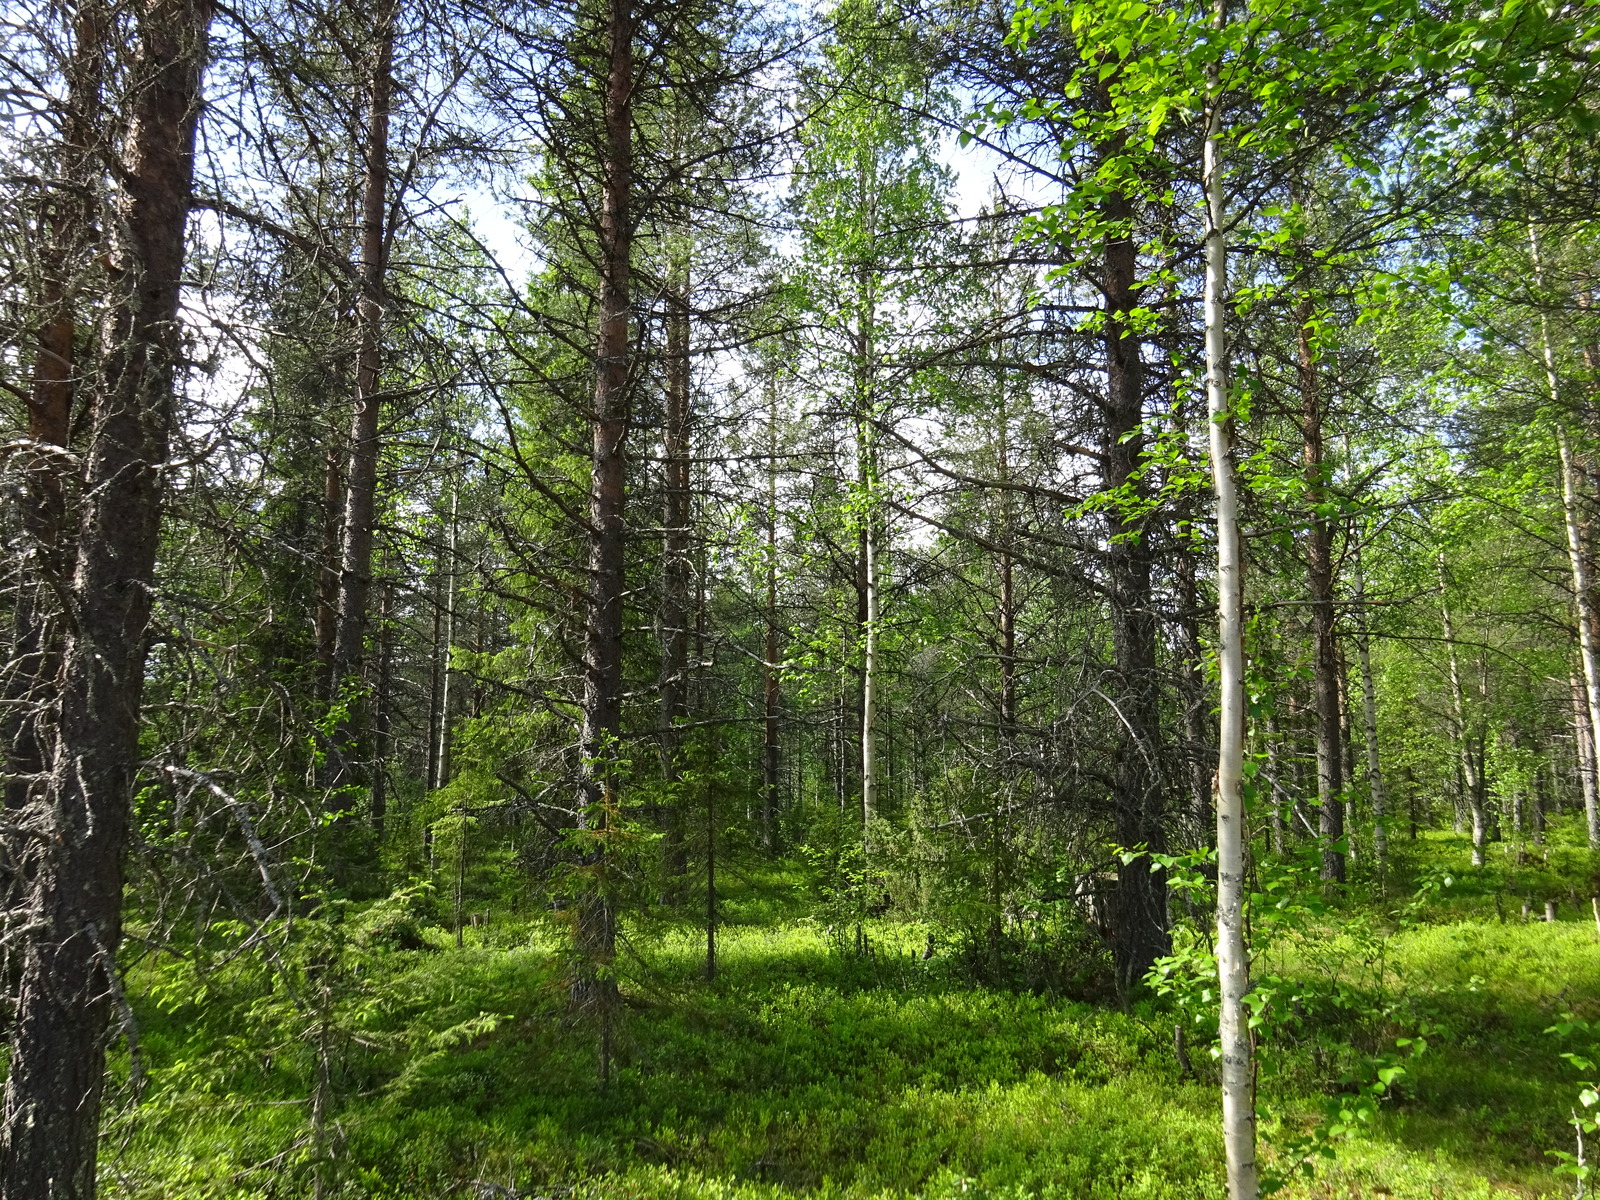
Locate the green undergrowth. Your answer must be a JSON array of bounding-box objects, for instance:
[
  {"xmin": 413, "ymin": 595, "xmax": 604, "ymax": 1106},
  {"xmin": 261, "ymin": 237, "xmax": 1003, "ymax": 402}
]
[{"xmin": 100, "ymin": 834, "xmax": 1596, "ymax": 1199}]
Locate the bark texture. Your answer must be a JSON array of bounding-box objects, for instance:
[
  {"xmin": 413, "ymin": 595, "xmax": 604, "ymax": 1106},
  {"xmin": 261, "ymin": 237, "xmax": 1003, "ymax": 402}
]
[
  {"xmin": 1439, "ymin": 576, "xmax": 1486, "ymax": 867},
  {"xmin": 1203, "ymin": 36, "xmax": 1259, "ymax": 1198},
  {"xmin": 573, "ymin": 0, "xmax": 633, "ymax": 1069},
  {"xmin": 329, "ymin": 0, "xmax": 397, "ymax": 787},
  {"xmin": 1354, "ymin": 551, "xmax": 1388, "ymax": 878},
  {"xmin": 3, "ymin": 0, "xmax": 106, "ymax": 814},
  {"xmin": 659, "ymin": 250, "xmax": 691, "ymax": 880},
  {"xmin": 1099, "ymin": 148, "xmax": 1168, "ymax": 993},
  {"xmin": 1, "ymin": 1, "xmax": 212, "ymax": 1193},
  {"xmin": 762, "ymin": 380, "xmax": 781, "ymax": 851}
]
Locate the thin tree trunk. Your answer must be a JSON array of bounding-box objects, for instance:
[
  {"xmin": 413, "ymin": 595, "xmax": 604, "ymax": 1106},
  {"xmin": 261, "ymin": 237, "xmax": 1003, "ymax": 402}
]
[
  {"xmin": 1575, "ymin": 668, "xmax": 1600, "ymax": 838},
  {"xmin": 995, "ymin": 346, "xmax": 1018, "ymax": 746},
  {"xmin": 1439, "ymin": 568, "xmax": 1485, "ymax": 866},
  {"xmin": 762, "ymin": 377, "xmax": 780, "ymax": 852},
  {"xmin": 1340, "ymin": 648, "xmax": 1358, "ymax": 865},
  {"xmin": 329, "ymin": 0, "xmax": 397, "ymax": 785},
  {"xmin": 1177, "ymin": 538, "xmax": 1211, "ymax": 847},
  {"xmin": 856, "ymin": 260, "xmax": 880, "ymax": 839},
  {"xmin": 1534, "ymin": 760, "xmax": 1548, "ymax": 846},
  {"xmin": 861, "ymin": 483, "xmax": 879, "ymax": 832},
  {"xmin": 573, "ymin": 0, "xmax": 632, "ymax": 1077},
  {"xmin": 425, "ymin": 531, "xmax": 446, "ymax": 792},
  {"xmin": 372, "ymin": 572, "xmax": 393, "ymax": 834},
  {"xmin": 705, "ymin": 743, "xmax": 717, "ymax": 980},
  {"xmin": 1534, "ymin": 225, "xmax": 1600, "ymax": 849},
  {"xmin": 1265, "ymin": 713, "xmax": 1285, "ymax": 853},
  {"xmin": 1298, "ymin": 296, "xmax": 1344, "ymax": 884},
  {"xmin": 1203, "ymin": 27, "xmax": 1259, "ymax": 1197},
  {"xmin": 1354, "ymin": 548, "xmax": 1388, "ymax": 880},
  {"xmin": 994, "ymin": 423, "xmax": 1017, "ymax": 956},
  {"xmin": 435, "ymin": 478, "xmax": 459, "ymax": 790},
  {"xmin": 1557, "ymin": 430, "xmax": 1600, "ymax": 848},
  {"xmin": 1, "ymin": 1, "xmax": 212, "ymax": 1193},
  {"xmin": 315, "ymin": 437, "xmax": 343, "ymax": 697},
  {"xmin": 3, "ymin": 0, "xmax": 106, "ymax": 813},
  {"xmin": 660, "ymin": 246, "xmax": 691, "ymax": 883}
]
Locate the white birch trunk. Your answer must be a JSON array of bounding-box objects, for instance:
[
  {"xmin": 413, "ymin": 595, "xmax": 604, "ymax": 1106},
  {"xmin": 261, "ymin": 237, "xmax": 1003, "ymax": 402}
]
[
  {"xmin": 1531, "ymin": 225, "xmax": 1600, "ymax": 848},
  {"xmin": 1203, "ymin": 17, "xmax": 1258, "ymax": 1195},
  {"xmin": 1438, "ymin": 573, "xmax": 1485, "ymax": 866},
  {"xmin": 1575, "ymin": 669, "xmax": 1600, "ymax": 834},
  {"xmin": 1557, "ymin": 432, "xmax": 1600, "ymax": 849}
]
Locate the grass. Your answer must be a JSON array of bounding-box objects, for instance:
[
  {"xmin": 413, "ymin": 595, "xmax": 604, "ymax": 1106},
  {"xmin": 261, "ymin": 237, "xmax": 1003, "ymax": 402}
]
[{"xmin": 100, "ymin": 829, "xmax": 1598, "ymax": 1199}]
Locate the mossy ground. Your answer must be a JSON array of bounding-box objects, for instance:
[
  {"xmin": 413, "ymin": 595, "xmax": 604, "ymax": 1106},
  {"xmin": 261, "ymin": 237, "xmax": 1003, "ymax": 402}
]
[{"xmin": 104, "ymin": 830, "xmax": 1597, "ymax": 1199}]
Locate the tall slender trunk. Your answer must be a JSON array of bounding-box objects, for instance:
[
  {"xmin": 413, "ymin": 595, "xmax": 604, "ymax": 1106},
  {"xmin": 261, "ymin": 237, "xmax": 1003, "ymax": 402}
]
[
  {"xmin": 1203, "ymin": 26, "xmax": 1259, "ymax": 1197},
  {"xmin": 1099, "ymin": 136, "xmax": 1168, "ymax": 992},
  {"xmin": 1439, "ymin": 569, "xmax": 1485, "ymax": 866},
  {"xmin": 762, "ymin": 378, "xmax": 780, "ymax": 852},
  {"xmin": 434, "ymin": 477, "xmax": 459, "ymax": 790},
  {"xmin": 861, "ymin": 476, "xmax": 879, "ymax": 832},
  {"xmin": 329, "ymin": 0, "xmax": 397, "ymax": 783},
  {"xmin": 705, "ymin": 736, "xmax": 717, "ymax": 980},
  {"xmin": 372, "ymin": 573, "xmax": 394, "ymax": 834},
  {"xmin": 573, "ymin": 0, "xmax": 632, "ymax": 1074},
  {"xmin": 1298, "ymin": 296, "xmax": 1344, "ymax": 884},
  {"xmin": 1557, "ymin": 431, "xmax": 1600, "ymax": 848},
  {"xmin": 995, "ymin": 345, "xmax": 1018, "ymax": 746},
  {"xmin": 315, "ymin": 437, "xmax": 343, "ymax": 696},
  {"xmin": 1574, "ymin": 668, "xmax": 1600, "ymax": 837},
  {"xmin": 1533, "ymin": 226, "xmax": 1600, "ymax": 848},
  {"xmin": 1265, "ymin": 713, "xmax": 1285, "ymax": 853},
  {"xmin": 426, "ymin": 532, "xmax": 446, "ymax": 792},
  {"xmin": 1170, "ymin": 384, "xmax": 1213, "ymax": 848},
  {"xmin": 1177, "ymin": 537, "xmax": 1211, "ymax": 847},
  {"xmin": 855, "ymin": 260, "xmax": 880, "ymax": 837},
  {"xmin": 2, "ymin": 1, "xmax": 212, "ymax": 1193},
  {"xmin": 1340, "ymin": 649, "xmax": 1358, "ymax": 864},
  {"xmin": 1354, "ymin": 547, "xmax": 1388, "ymax": 879},
  {"xmin": 660, "ymin": 247, "xmax": 691, "ymax": 881},
  {"xmin": 4, "ymin": 0, "xmax": 106, "ymax": 813}
]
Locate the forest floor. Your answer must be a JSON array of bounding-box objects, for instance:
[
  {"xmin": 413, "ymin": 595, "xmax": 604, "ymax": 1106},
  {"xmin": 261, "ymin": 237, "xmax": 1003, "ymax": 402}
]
[{"xmin": 106, "ymin": 829, "xmax": 1599, "ymax": 1200}]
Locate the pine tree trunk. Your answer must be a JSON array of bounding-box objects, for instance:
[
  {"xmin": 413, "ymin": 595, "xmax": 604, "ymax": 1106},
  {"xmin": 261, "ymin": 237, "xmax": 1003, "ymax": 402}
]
[
  {"xmin": 1, "ymin": 1, "xmax": 212, "ymax": 1193},
  {"xmin": 1203, "ymin": 29, "xmax": 1259, "ymax": 1197},
  {"xmin": 329, "ymin": 0, "xmax": 397, "ymax": 786},
  {"xmin": 573, "ymin": 0, "xmax": 632, "ymax": 1070},
  {"xmin": 996, "ymin": 367, "xmax": 1017, "ymax": 744},
  {"xmin": 435, "ymin": 478, "xmax": 459, "ymax": 790},
  {"xmin": 1100, "ymin": 143, "xmax": 1168, "ymax": 994},
  {"xmin": 372, "ymin": 573, "xmax": 394, "ymax": 834},
  {"xmin": 660, "ymin": 248, "xmax": 691, "ymax": 882},
  {"xmin": 3, "ymin": 0, "xmax": 105, "ymax": 814}
]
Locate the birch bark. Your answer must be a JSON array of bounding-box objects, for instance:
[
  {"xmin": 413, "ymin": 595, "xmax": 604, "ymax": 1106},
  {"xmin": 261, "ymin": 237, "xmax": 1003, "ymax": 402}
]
[{"xmin": 1203, "ymin": 13, "xmax": 1259, "ymax": 1192}]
